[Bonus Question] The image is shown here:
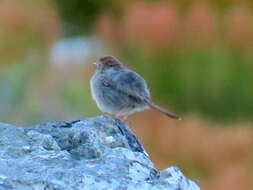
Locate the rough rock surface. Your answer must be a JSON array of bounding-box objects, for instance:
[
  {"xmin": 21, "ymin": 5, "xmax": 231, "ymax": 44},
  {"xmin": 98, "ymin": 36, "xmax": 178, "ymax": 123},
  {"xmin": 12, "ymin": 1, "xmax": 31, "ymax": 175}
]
[{"xmin": 0, "ymin": 116, "xmax": 200, "ymax": 190}]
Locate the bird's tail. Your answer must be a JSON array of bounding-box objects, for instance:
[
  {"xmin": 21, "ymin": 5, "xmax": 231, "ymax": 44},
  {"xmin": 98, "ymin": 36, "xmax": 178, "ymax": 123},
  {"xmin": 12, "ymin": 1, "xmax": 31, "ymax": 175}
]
[{"xmin": 146, "ymin": 101, "xmax": 181, "ymax": 120}]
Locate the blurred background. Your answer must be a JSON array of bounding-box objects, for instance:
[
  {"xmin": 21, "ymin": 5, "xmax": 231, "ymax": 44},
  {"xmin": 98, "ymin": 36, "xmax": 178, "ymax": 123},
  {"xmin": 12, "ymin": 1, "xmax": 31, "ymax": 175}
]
[{"xmin": 1, "ymin": 0, "xmax": 253, "ymax": 189}]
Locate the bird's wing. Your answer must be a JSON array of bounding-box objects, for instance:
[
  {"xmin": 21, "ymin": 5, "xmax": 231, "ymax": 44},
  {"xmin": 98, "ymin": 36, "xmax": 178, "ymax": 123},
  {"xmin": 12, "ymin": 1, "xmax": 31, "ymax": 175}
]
[{"xmin": 112, "ymin": 70, "xmax": 151, "ymax": 101}]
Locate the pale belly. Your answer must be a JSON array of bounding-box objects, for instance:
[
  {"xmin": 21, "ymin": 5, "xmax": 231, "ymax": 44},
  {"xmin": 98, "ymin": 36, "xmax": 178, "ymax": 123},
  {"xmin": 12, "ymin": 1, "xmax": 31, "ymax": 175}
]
[{"xmin": 90, "ymin": 75, "xmax": 148, "ymax": 115}]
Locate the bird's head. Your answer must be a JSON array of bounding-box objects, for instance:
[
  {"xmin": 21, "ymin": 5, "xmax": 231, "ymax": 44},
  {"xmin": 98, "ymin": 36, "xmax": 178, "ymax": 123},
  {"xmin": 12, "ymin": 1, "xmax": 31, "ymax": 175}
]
[{"xmin": 94, "ymin": 56, "xmax": 124, "ymax": 71}]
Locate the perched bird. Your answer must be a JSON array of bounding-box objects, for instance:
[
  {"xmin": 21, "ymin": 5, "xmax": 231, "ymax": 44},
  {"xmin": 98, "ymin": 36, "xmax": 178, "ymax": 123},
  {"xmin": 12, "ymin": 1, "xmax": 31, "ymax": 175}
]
[{"xmin": 90, "ymin": 56, "xmax": 180, "ymax": 120}]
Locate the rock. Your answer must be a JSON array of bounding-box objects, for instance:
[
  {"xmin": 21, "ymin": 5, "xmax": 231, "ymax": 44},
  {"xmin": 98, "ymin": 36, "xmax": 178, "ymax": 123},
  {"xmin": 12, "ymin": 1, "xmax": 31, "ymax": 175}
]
[{"xmin": 0, "ymin": 116, "xmax": 200, "ymax": 190}]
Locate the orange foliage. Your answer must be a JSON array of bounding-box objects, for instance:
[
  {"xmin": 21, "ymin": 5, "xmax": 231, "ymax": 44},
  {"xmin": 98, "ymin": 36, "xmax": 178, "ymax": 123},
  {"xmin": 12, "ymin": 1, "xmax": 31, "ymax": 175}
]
[
  {"xmin": 124, "ymin": 3, "xmax": 179, "ymax": 49},
  {"xmin": 96, "ymin": 15, "xmax": 123, "ymax": 46},
  {"xmin": 0, "ymin": 0, "xmax": 59, "ymax": 42},
  {"xmin": 183, "ymin": 3, "xmax": 217, "ymax": 47},
  {"xmin": 129, "ymin": 111, "xmax": 253, "ymax": 190},
  {"xmin": 96, "ymin": 2, "xmax": 253, "ymax": 51},
  {"xmin": 226, "ymin": 7, "xmax": 253, "ymax": 50},
  {"xmin": 0, "ymin": 0, "xmax": 59, "ymax": 61}
]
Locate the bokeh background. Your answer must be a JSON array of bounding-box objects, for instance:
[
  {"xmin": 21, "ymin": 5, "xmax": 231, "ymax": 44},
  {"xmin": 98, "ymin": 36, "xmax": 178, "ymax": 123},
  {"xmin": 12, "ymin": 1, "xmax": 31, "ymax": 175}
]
[{"xmin": 1, "ymin": 0, "xmax": 253, "ymax": 189}]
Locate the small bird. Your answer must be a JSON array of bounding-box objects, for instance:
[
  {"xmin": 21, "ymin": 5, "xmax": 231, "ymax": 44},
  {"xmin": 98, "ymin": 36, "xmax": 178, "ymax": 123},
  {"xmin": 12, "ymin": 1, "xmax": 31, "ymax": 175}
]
[{"xmin": 90, "ymin": 56, "xmax": 180, "ymax": 120}]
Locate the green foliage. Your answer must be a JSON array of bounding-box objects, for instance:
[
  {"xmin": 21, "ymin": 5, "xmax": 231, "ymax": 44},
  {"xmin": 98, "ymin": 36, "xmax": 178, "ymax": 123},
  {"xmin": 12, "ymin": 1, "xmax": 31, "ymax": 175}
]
[
  {"xmin": 0, "ymin": 60, "xmax": 45, "ymax": 124},
  {"xmin": 54, "ymin": 0, "xmax": 117, "ymax": 35},
  {"xmin": 61, "ymin": 79, "xmax": 97, "ymax": 116},
  {"xmin": 121, "ymin": 48, "xmax": 253, "ymax": 121}
]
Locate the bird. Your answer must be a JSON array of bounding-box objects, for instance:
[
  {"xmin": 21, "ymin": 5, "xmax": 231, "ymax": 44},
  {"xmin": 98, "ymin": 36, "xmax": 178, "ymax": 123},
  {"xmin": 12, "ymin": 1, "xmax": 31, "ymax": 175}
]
[{"xmin": 90, "ymin": 56, "xmax": 180, "ymax": 120}]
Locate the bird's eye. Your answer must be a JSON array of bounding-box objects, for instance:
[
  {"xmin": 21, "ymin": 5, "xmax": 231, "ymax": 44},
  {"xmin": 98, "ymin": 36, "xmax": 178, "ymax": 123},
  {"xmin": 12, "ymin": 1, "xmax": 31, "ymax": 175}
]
[{"xmin": 107, "ymin": 63, "xmax": 114, "ymax": 67}]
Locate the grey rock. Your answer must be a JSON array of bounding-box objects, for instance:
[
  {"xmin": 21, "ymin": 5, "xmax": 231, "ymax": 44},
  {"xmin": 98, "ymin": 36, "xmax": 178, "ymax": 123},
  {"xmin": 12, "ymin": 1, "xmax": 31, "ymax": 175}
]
[{"xmin": 0, "ymin": 116, "xmax": 200, "ymax": 190}]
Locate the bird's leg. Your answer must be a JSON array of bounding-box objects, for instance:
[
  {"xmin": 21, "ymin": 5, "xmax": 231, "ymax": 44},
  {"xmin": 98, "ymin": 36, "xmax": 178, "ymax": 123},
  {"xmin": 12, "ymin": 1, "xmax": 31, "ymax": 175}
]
[
  {"xmin": 121, "ymin": 115, "xmax": 128, "ymax": 121},
  {"xmin": 115, "ymin": 113, "xmax": 122, "ymax": 119},
  {"xmin": 115, "ymin": 113, "xmax": 128, "ymax": 121}
]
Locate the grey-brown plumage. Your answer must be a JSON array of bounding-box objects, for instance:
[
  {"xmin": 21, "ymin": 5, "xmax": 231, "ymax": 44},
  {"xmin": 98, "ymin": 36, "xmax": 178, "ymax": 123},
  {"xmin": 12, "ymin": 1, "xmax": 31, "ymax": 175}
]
[{"xmin": 90, "ymin": 56, "xmax": 180, "ymax": 120}]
